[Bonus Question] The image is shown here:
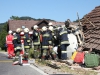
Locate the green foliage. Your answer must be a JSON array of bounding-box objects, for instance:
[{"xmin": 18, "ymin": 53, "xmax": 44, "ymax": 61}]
[
  {"xmin": 10, "ymin": 16, "xmax": 55, "ymax": 21},
  {"xmin": 29, "ymin": 48, "xmax": 34, "ymax": 58},
  {"xmin": 73, "ymin": 19, "xmax": 82, "ymax": 22},
  {"xmin": 19, "ymin": 16, "xmax": 35, "ymax": 20},
  {"xmin": 10, "ymin": 16, "xmax": 20, "ymax": 20},
  {"xmin": 73, "ymin": 19, "xmax": 79, "ymax": 22},
  {"xmin": 0, "ymin": 22, "xmax": 7, "ymax": 49},
  {"xmin": 0, "ymin": 23, "xmax": 6, "ymax": 32}
]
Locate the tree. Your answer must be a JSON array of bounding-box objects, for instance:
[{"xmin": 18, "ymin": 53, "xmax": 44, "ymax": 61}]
[
  {"xmin": 19, "ymin": 16, "xmax": 35, "ymax": 20},
  {"xmin": 0, "ymin": 22, "xmax": 7, "ymax": 50},
  {"xmin": 0, "ymin": 23, "xmax": 6, "ymax": 32},
  {"xmin": 10, "ymin": 16, "xmax": 20, "ymax": 20}
]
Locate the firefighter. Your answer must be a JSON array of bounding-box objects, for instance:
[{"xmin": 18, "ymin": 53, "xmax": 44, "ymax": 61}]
[
  {"xmin": 48, "ymin": 22, "xmax": 59, "ymax": 46},
  {"xmin": 6, "ymin": 30, "xmax": 14, "ymax": 58},
  {"xmin": 23, "ymin": 28, "xmax": 30, "ymax": 60},
  {"xmin": 59, "ymin": 20, "xmax": 70, "ymax": 60},
  {"xmin": 48, "ymin": 26, "xmax": 56, "ymax": 60},
  {"xmin": 41, "ymin": 26, "xmax": 51, "ymax": 60},
  {"xmin": 32, "ymin": 25, "xmax": 41, "ymax": 59},
  {"xmin": 13, "ymin": 28, "xmax": 22, "ymax": 62},
  {"xmin": 55, "ymin": 26, "xmax": 62, "ymax": 59},
  {"xmin": 65, "ymin": 19, "xmax": 70, "ymax": 28}
]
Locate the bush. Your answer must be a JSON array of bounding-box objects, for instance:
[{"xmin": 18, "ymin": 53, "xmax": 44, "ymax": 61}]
[{"xmin": 0, "ymin": 22, "xmax": 7, "ymax": 50}]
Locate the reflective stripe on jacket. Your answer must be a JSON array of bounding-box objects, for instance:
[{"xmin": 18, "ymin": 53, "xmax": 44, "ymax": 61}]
[
  {"xmin": 32, "ymin": 30, "xmax": 40, "ymax": 45},
  {"xmin": 6, "ymin": 34, "xmax": 14, "ymax": 44},
  {"xmin": 59, "ymin": 27, "xmax": 69, "ymax": 45},
  {"xmin": 41, "ymin": 31, "xmax": 51, "ymax": 49}
]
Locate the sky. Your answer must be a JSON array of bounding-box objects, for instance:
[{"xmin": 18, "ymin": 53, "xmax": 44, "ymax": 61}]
[{"xmin": 0, "ymin": 0, "xmax": 100, "ymax": 23}]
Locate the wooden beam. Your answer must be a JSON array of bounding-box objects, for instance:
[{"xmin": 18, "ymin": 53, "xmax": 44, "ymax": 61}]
[{"xmin": 84, "ymin": 17, "xmax": 95, "ymax": 27}]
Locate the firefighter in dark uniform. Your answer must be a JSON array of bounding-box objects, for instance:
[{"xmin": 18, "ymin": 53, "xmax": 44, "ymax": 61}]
[
  {"xmin": 41, "ymin": 26, "xmax": 51, "ymax": 60},
  {"xmin": 32, "ymin": 25, "xmax": 41, "ymax": 59},
  {"xmin": 48, "ymin": 26, "xmax": 56, "ymax": 60},
  {"xmin": 23, "ymin": 28, "xmax": 30, "ymax": 60},
  {"xmin": 59, "ymin": 20, "xmax": 70, "ymax": 60},
  {"xmin": 13, "ymin": 28, "xmax": 22, "ymax": 62},
  {"xmin": 48, "ymin": 22, "xmax": 58, "ymax": 46}
]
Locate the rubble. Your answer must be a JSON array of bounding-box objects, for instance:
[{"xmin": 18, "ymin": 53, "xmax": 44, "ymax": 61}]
[{"xmin": 33, "ymin": 59, "xmax": 98, "ymax": 75}]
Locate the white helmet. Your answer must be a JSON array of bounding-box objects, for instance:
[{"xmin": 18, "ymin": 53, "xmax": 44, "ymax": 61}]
[
  {"xmin": 42, "ymin": 26, "xmax": 47, "ymax": 31},
  {"xmin": 49, "ymin": 26, "xmax": 53, "ymax": 31},
  {"xmin": 24, "ymin": 28, "xmax": 29, "ymax": 33},
  {"xmin": 20, "ymin": 31, "xmax": 24, "ymax": 35},
  {"xmin": 33, "ymin": 25, "xmax": 38, "ymax": 30},
  {"xmin": 13, "ymin": 32, "xmax": 16, "ymax": 36},
  {"xmin": 8, "ymin": 30, "xmax": 12, "ymax": 34},
  {"xmin": 16, "ymin": 28, "xmax": 21, "ymax": 33},
  {"xmin": 48, "ymin": 22, "xmax": 53, "ymax": 26}
]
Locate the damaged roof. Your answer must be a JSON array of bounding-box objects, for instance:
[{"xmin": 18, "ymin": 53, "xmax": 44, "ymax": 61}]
[{"xmin": 81, "ymin": 6, "xmax": 100, "ymax": 51}]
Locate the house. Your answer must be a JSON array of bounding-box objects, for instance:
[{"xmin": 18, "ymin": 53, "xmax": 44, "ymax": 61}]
[
  {"xmin": 81, "ymin": 6, "xmax": 100, "ymax": 52},
  {"xmin": 7, "ymin": 19, "xmax": 65, "ymax": 32}
]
